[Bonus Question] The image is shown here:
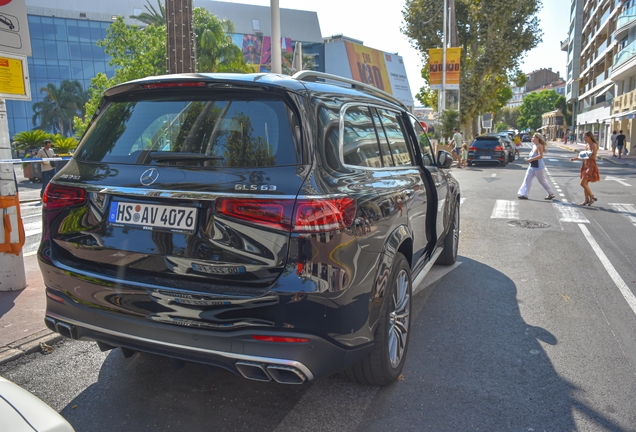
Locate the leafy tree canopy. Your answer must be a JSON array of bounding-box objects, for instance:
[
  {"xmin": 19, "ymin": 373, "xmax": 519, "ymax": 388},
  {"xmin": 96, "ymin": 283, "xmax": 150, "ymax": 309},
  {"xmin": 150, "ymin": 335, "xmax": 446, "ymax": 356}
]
[
  {"xmin": 517, "ymin": 89, "xmax": 559, "ymax": 130},
  {"xmin": 75, "ymin": 6, "xmax": 249, "ymax": 136},
  {"xmin": 402, "ymin": 0, "xmax": 542, "ymax": 133}
]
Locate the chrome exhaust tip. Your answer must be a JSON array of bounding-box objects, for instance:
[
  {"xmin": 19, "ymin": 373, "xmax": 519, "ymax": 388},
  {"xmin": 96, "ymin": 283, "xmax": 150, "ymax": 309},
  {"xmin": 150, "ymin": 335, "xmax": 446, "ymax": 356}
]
[
  {"xmin": 55, "ymin": 321, "xmax": 77, "ymax": 339},
  {"xmin": 266, "ymin": 365, "xmax": 307, "ymax": 384},
  {"xmin": 235, "ymin": 362, "xmax": 271, "ymax": 382}
]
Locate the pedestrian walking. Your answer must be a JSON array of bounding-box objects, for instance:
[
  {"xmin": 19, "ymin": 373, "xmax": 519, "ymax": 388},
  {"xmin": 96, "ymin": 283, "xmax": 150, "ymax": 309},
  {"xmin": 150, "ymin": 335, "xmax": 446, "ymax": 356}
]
[
  {"xmin": 615, "ymin": 129, "xmax": 626, "ymax": 159},
  {"xmin": 517, "ymin": 133, "xmax": 554, "ymax": 200},
  {"xmin": 37, "ymin": 139, "xmax": 57, "ymax": 198},
  {"xmin": 570, "ymin": 131, "xmax": 600, "ymax": 206},
  {"xmin": 611, "ymin": 130, "xmax": 618, "ymax": 156},
  {"xmin": 450, "ymin": 127, "xmax": 463, "ymax": 167},
  {"xmin": 514, "ymin": 133, "xmax": 521, "ymax": 159}
]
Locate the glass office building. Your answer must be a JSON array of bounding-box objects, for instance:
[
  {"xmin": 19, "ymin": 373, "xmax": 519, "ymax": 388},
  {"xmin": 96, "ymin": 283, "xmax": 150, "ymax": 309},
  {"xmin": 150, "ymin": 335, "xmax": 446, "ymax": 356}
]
[{"xmin": 6, "ymin": 15, "xmax": 114, "ymax": 138}]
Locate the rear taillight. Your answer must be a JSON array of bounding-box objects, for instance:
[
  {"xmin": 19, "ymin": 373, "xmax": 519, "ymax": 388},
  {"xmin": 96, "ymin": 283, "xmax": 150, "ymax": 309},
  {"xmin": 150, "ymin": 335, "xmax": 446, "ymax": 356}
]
[
  {"xmin": 469, "ymin": 146, "xmax": 477, "ymax": 151},
  {"xmin": 215, "ymin": 197, "xmax": 356, "ymax": 233},
  {"xmin": 43, "ymin": 184, "xmax": 87, "ymax": 210},
  {"xmin": 494, "ymin": 145, "xmax": 504, "ymax": 151}
]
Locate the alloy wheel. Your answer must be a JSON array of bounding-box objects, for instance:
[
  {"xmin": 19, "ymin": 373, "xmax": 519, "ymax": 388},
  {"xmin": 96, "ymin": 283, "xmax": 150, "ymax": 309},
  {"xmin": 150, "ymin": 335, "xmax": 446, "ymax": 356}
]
[{"xmin": 388, "ymin": 269, "xmax": 410, "ymax": 368}]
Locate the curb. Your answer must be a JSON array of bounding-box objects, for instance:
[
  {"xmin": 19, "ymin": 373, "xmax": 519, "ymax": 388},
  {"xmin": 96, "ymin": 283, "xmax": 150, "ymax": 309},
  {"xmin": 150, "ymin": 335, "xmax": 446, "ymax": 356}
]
[{"xmin": 0, "ymin": 330, "xmax": 64, "ymax": 366}]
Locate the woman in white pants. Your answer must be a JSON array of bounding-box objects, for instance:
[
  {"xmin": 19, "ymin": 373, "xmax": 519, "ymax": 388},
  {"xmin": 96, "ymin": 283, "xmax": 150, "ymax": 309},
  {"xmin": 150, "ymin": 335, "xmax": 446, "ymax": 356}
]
[{"xmin": 517, "ymin": 133, "xmax": 554, "ymax": 200}]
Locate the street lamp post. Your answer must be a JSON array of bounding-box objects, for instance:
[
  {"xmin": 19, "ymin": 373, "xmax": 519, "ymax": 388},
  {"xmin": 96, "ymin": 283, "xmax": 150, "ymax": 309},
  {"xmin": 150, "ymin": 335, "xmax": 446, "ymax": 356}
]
[{"xmin": 270, "ymin": 0, "xmax": 281, "ymax": 74}]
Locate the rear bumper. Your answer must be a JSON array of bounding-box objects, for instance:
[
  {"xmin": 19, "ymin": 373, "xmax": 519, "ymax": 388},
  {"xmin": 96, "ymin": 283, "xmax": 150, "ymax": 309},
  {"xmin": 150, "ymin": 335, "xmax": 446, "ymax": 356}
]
[{"xmin": 44, "ymin": 294, "xmax": 370, "ymax": 383}]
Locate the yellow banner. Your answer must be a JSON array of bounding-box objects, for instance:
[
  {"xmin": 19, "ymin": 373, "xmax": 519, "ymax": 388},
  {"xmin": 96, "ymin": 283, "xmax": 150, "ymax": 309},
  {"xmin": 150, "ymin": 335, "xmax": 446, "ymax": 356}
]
[
  {"xmin": 428, "ymin": 48, "xmax": 461, "ymax": 90},
  {"xmin": 345, "ymin": 41, "xmax": 392, "ymax": 93},
  {"xmin": 428, "ymin": 48, "xmax": 443, "ymax": 90},
  {"xmin": 0, "ymin": 56, "xmax": 26, "ymax": 97}
]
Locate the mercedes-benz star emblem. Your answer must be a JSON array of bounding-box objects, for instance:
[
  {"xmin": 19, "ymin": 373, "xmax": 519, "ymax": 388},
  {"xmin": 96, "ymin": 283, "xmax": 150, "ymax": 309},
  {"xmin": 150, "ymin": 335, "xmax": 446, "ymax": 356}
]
[{"xmin": 140, "ymin": 168, "xmax": 159, "ymax": 186}]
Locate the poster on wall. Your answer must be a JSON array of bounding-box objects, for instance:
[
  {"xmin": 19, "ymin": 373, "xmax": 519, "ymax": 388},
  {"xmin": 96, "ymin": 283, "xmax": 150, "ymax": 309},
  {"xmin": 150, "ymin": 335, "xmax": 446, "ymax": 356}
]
[
  {"xmin": 241, "ymin": 34, "xmax": 262, "ymax": 73},
  {"xmin": 344, "ymin": 41, "xmax": 391, "ymax": 92}
]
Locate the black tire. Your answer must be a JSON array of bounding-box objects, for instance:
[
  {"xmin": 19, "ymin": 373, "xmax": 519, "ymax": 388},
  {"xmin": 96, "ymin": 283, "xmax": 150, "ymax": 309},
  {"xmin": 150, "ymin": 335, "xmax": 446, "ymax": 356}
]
[
  {"xmin": 509, "ymin": 151, "xmax": 515, "ymax": 162},
  {"xmin": 342, "ymin": 253, "xmax": 412, "ymax": 386},
  {"xmin": 436, "ymin": 199, "xmax": 459, "ymax": 265}
]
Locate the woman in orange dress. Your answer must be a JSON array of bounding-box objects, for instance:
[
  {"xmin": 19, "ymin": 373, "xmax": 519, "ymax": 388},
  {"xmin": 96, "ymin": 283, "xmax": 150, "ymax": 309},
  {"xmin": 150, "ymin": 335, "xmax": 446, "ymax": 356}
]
[{"xmin": 570, "ymin": 131, "xmax": 600, "ymax": 205}]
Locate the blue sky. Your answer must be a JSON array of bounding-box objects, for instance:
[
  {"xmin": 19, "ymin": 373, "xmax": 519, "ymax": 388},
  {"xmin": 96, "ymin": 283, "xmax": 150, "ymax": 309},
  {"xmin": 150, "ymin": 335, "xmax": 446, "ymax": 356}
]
[{"xmin": 214, "ymin": 0, "xmax": 569, "ymax": 99}]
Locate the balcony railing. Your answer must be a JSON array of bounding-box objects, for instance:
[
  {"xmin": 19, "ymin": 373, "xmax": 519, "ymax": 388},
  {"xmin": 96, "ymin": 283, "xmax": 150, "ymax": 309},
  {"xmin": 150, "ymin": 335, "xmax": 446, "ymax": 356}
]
[
  {"xmin": 614, "ymin": 38, "xmax": 636, "ymax": 70},
  {"xmin": 617, "ymin": 5, "xmax": 636, "ymax": 29}
]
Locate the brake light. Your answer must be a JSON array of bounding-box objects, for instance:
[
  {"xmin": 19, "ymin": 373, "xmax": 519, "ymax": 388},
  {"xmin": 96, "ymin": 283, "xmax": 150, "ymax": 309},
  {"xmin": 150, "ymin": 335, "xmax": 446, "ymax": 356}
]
[
  {"xmin": 494, "ymin": 145, "xmax": 504, "ymax": 151},
  {"xmin": 215, "ymin": 197, "xmax": 356, "ymax": 233},
  {"xmin": 469, "ymin": 146, "xmax": 477, "ymax": 151},
  {"xmin": 251, "ymin": 335, "xmax": 310, "ymax": 343},
  {"xmin": 294, "ymin": 198, "xmax": 355, "ymax": 232},
  {"xmin": 142, "ymin": 82, "xmax": 206, "ymax": 89},
  {"xmin": 43, "ymin": 184, "xmax": 86, "ymax": 210}
]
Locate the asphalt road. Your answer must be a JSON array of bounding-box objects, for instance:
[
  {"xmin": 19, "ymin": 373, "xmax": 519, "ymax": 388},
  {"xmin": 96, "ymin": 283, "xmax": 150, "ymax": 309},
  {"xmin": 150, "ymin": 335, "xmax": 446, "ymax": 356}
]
[{"xmin": 2, "ymin": 146, "xmax": 636, "ymax": 431}]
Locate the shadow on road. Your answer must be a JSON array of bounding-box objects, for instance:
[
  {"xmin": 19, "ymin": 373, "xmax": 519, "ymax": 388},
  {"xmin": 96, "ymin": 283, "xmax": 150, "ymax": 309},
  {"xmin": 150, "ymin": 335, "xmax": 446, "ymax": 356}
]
[{"xmin": 357, "ymin": 257, "xmax": 628, "ymax": 431}]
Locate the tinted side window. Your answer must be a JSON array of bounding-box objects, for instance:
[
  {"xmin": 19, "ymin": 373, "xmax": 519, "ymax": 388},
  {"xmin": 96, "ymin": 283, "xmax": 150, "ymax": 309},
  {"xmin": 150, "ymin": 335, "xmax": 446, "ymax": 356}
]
[
  {"xmin": 409, "ymin": 115, "xmax": 435, "ymax": 167},
  {"xmin": 376, "ymin": 108, "xmax": 412, "ymax": 166},
  {"xmin": 342, "ymin": 105, "xmax": 382, "ymax": 168},
  {"xmin": 75, "ymin": 97, "xmax": 300, "ymax": 168}
]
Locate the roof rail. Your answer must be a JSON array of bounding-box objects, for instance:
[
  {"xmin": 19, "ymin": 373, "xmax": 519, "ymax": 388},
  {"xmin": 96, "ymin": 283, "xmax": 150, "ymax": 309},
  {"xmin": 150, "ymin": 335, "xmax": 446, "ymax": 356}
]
[{"xmin": 292, "ymin": 70, "xmax": 406, "ymax": 110}]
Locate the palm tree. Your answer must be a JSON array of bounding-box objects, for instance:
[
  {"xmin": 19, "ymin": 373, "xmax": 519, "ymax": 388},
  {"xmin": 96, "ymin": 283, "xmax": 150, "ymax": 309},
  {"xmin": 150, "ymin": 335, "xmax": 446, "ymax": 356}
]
[
  {"xmin": 194, "ymin": 9, "xmax": 249, "ymax": 73},
  {"xmin": 130, "ymin": 0, "xmax": 165, "ymax": 26},
  {"xmin": 12, "ymin": 130, "xmax": 51, "ymax": 152},
  {"xmin": 32, "ymin": 80, "xmax": 88, "ymax": 136}
]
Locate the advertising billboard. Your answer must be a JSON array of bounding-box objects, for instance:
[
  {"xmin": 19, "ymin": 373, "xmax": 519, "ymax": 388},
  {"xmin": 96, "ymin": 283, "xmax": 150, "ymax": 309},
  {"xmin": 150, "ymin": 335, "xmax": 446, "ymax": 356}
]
[{"xmin": 324, "ymin": 40, "xmax": 414, "ymax": 107}]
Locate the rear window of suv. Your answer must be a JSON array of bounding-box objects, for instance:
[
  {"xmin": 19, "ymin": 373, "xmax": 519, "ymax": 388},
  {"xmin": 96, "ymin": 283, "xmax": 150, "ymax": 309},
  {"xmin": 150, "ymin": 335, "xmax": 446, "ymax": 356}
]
[
  {"xmin": 74, "ymin": 95, "xmax": 301, "ymax": 167},
  {"xmin": 472, "ymin": 138, "xmax": 501, "ymax": 148}
]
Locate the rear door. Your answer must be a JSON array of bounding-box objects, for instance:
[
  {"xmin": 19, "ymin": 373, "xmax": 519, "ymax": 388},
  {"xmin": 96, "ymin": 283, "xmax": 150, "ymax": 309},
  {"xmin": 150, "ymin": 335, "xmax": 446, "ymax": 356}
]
[{"xmin": 48, "ymin": 88, "xmax": 307, "ymax": 293}]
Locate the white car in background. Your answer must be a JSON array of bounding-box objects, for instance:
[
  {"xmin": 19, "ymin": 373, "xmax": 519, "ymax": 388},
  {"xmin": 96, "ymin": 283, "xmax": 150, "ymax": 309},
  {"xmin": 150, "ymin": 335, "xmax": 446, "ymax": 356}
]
[{"xmin": 0, "ymin": 375, "xmax": 74, "ymax": 432}]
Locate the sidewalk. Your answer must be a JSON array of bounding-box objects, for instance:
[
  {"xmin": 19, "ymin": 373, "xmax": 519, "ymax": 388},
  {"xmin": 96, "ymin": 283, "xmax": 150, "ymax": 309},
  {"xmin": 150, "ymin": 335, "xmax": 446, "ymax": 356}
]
[
  {"xmin": 549, "ymin": 139, "xmax": 636, "ymax": 166},
  {"xmin": 0, "ymin": 165, "xmax": 61, "ymax": 365}
]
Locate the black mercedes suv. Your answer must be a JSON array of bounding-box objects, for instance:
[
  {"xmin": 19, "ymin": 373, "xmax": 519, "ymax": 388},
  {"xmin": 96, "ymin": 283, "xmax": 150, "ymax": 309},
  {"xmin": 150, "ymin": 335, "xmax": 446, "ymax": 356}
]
[{"xmin": 40, "ymin": 71, "xmax": 460, "ymax": 386}]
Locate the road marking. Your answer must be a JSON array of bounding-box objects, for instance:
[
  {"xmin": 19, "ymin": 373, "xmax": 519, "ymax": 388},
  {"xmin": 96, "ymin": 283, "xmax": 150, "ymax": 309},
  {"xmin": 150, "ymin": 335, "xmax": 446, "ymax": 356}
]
[
  {"xmin": 491, "ymin": 174, "xmax": 497, "ymax": 177},
  {"xmin": 491, "ymin": 200, "xmax": 518, "ymax": 219},
  {"xmin": 605, "ymin": 176, "xmax": 631, "ymax": 186},
  {"xmin": 548, "ymin": 159, "xmax": 559, "ymax": 162},
  {"xmin": 460, "ymin": 198, "xmax": 466, "ymax": 206},
  {"xmin": 578, "ymin": 224, "xmax": 636, "ymax": 316},
  {"xmin": 553, "ymin": 202, "xmax": 589, "ymax": 223},
  {"xmin": 608, "ymin": 203, "xmax": 636, "ymax": 226}
]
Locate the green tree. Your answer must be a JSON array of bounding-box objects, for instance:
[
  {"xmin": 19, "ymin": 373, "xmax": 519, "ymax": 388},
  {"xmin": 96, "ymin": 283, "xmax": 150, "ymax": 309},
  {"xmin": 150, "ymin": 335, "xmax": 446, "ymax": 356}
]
[
  {"xmin": 518, "ymin": 90, "xmax": 559, "ymax": 130},
  {"xmin": 31, "ymin": 80, "xmax": 86, "ymax": 136},
  {"xmin": 554, "ymin": 95, "xmax": 572, "ymax": 126},
  {"xmin": 402, "ymin": 0, "xmax": 541, "ymax": 134},
  {"xmin": 75, "ymin": 8, "xmax": 249, "ymax": 136},
  {"xmin": 282, "ymin": 51, "xmax": 316, "ymax": 75},
  {"xmin": 51, "ymin": 136, "xmax": 80, "ymax": 154},
  {"xmin": 194, "ymin": 8, "xmax": 249, "ymax": 73},
  {"xmin": 12, "ymin": 129, "xmax": 51, "ymax": 151},
  {"xmin": 129, "ymin": 0, "xmax": 165, "ymax": 26},
  {"xmin": 439, "ymin": 109, "xmax": 460, "ymax": 143},
  {"xmin": 500, "ymin": 106, "xmax": 521, "ymax": 130}
]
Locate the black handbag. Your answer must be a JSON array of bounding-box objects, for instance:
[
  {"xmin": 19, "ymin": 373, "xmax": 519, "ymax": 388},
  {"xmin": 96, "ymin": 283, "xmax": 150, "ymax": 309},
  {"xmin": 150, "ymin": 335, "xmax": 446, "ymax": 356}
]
[{"xmin": 530, "ymin": 160, "xmax": 539, "ymax": 168}]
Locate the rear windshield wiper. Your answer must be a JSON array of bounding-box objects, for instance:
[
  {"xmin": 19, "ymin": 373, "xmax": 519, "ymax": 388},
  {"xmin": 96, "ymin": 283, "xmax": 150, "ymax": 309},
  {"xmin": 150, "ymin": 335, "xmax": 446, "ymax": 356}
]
[{"xmin": 148, "ymin": 152, "xmax": 225, "ymax": 162}]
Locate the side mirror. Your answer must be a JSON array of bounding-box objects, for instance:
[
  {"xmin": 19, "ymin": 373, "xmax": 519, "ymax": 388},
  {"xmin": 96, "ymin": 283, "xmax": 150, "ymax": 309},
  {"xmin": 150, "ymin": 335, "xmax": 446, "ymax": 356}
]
[{"xmin": 437, "ymin": 150, "xmax": 453, "ymax": 169}]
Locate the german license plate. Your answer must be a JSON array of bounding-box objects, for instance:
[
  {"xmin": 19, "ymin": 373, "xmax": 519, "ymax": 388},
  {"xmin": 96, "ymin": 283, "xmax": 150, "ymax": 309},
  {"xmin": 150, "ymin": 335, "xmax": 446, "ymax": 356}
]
[
  {"xmin": 108, "ymin": 201, "xmax": 197, "ymax": 233},
  {"xmin": 479, "ymin": 156, "xmax": 492, "ymax": 159},
  {"xmin": 192, "ymin": 263, "xmax": 245, "ymax": 275}
]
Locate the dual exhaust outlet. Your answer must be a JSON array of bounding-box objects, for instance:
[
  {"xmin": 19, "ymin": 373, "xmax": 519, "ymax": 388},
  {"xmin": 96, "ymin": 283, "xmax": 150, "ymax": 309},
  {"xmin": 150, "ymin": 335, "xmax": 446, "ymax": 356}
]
[
  {"xmin": 235, "ymin": 361, "xmax": 307, "ymax": 384},
  {"xmin": 45, "ymin": 316, "xmax": 308, "ymax": 384}
]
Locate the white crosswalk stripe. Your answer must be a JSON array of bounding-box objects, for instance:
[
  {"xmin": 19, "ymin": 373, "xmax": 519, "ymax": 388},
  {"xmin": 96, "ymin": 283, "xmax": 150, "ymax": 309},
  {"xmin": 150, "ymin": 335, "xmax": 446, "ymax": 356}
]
[
  {"xmin": 608, "ymin": 203, "xmax": 636, "ymax": 226},
  {"xmin": 552, "ymin": 202, "xmax": 590, "ymax": 223},
  {"xmin": 491, "ymin": 200, "xmax": 519, "ymax": 219}
]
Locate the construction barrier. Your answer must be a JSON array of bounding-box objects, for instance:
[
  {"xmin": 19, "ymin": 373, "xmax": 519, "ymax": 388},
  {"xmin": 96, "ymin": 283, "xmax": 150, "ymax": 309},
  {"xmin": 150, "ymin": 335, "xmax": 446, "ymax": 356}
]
[{"xmin": 0, "ymin": 194, "xmax": 25, "ymax": 256}]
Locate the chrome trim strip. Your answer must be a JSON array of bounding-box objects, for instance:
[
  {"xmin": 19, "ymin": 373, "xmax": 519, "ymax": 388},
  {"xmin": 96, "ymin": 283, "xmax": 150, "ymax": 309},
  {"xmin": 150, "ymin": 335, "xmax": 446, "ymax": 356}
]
[
  {"xmin": 53, "ymin": 181, "xmax": 343, "ymax": 201},
  {"xmin": 46, "ymin": 312, "xmax": 315, "ymax": 381},
  {"xmin": 411, "ymin": 248, "xmax": 443, "ymax": 295}
]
